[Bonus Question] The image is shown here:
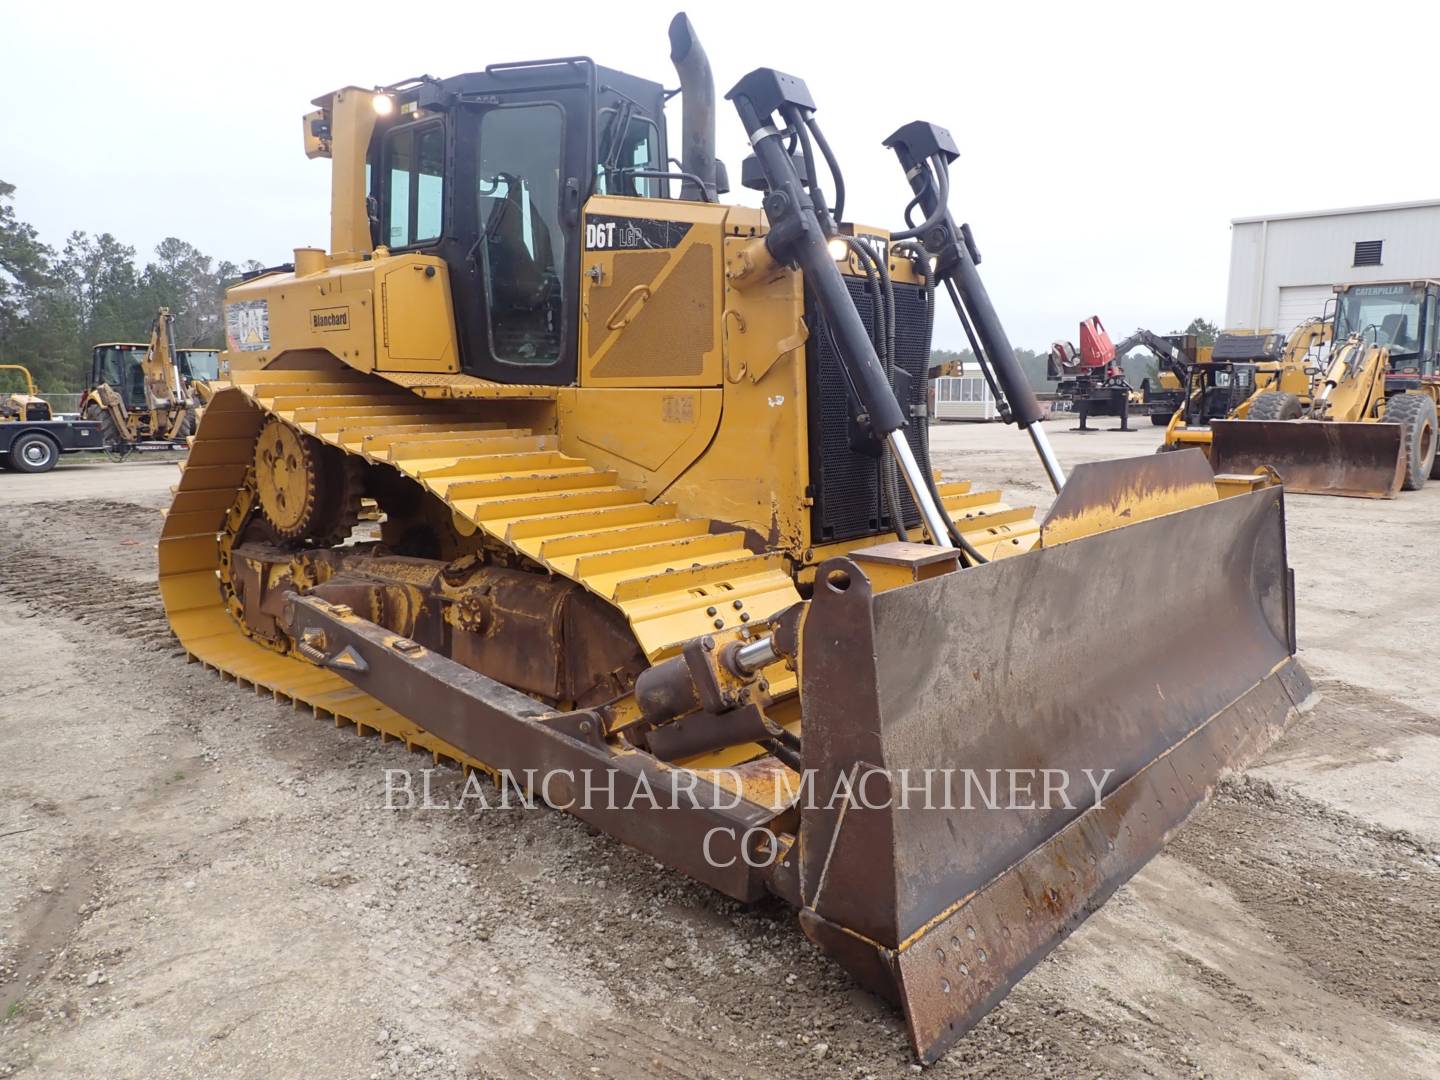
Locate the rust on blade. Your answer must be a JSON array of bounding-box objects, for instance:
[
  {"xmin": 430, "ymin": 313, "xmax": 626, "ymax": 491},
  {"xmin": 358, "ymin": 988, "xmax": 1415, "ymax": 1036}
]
[
  {"xmin": 795, "ymin": 483, "xmax": 1308, "ymax": 1062},
  {"xmin": 1210, "ymin": 418, "xmax": 1404, "ymax": 499},
  {"xmin": 1040, "ymin": 450, "xmax": 1217, "ymax": 545}
]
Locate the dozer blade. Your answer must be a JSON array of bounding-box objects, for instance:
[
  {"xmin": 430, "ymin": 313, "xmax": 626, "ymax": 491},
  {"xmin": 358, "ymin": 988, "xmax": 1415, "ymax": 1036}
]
[
  {"xmin": 795, "ymin": 473, "xmax": 1310, "ymax": 1063},
  {"xmin": 1210, "ymin": 418, "xmax": 1404, "ymax": 499}
]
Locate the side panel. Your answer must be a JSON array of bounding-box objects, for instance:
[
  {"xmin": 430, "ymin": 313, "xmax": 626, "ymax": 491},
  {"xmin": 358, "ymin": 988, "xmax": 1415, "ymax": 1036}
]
[
  {"xmin": 221, "ymin": 254, "xmax": 458, "ymax": 376},
  {"xmin": 579, "ymin": 195, "xmax": 726, "ymax": 388}
]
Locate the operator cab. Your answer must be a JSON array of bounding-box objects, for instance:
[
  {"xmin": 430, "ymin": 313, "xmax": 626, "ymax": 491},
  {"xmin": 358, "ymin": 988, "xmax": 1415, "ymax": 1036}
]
[
  {"xmin": 366, "ymin": 60, "xmax": 690, "ymax": 386},
  {"xmin": 177, "ymin": 348, "xmax": 220, "ymax": 384},
  {"xmin": 1180, "ymin": 331, "xmax": 1283, "ymax": 428},
  {"xmin": 91, "ymin": 343, "xmax": 150, "ymax": 410},
  {"xmin": 1333, "ymin": 281, "xmax": 1440, "ymax": 388}
]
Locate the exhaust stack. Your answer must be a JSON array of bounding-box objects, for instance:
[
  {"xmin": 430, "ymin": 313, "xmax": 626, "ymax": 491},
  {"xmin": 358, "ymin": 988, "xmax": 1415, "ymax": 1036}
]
[{"xmin": 668, "ymin": 13, "xmax": 717, "ymax": 201}]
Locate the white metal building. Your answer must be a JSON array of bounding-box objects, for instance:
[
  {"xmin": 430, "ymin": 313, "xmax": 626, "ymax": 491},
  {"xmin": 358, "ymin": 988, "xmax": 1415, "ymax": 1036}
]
[
  {"xmin": 1225, "ymin": 199, "xmax": 1440, "ymax": 335},
  {"xmin": 933, "ymin": 375, "xmax": 1000, "ymax": 421}
]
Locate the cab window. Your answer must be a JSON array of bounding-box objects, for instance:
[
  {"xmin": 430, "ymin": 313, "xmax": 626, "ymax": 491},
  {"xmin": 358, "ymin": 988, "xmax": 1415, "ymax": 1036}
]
[
  {"xmin": 476, "ymin": 104, "xmax": 565, "ymax": 364},
  {"xmin": 595, "ymin": 112, "xmax": 661, "ymax": 198},
  {"xmin": 385, "ymin": 124, "xmax": 445, "ymax": 248}
]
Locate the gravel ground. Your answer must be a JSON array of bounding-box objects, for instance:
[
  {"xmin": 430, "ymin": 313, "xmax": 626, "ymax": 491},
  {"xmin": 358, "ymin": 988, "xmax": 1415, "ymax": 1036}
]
[{"xmin": 1, "ymin": 426, "xmax": 1438, "ymax": 1079}]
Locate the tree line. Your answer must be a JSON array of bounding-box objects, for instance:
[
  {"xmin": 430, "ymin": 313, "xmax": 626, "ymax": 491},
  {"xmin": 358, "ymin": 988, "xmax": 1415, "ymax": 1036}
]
[{"xmin": 0, "ymin": 180, "xmax": 261, "ymax": 393}]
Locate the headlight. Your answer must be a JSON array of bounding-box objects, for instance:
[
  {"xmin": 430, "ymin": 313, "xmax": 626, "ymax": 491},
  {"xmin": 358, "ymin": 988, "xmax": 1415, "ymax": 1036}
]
[
  {"xmin": 372, "ymin": 94, "xmax": 395, "ymax": 116},
  {"xmin": 827, "ymin": 238, "xmax": 849, "ymax": 262}
]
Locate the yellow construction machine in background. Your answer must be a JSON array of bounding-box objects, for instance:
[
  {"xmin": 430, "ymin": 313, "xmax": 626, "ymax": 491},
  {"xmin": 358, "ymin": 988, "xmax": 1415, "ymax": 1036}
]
[
  {"xmin": 81, "ymin": 309, "xmax": 210, "ymax": 458},
  {"xmin": 156, "ymin": 13, "xmax": 1312, "ymax": 1063},
  {"xmin": 0, "ymin": 364, "xmax": 52, "ymax": 423},
  {"xmin": 1211, "ymin": 281, "xmax": 1440, "ymax": 497},
  {"xmin": 1160, "ymin": 317, "xmax": 1330, "ymax": 456},
  {"xmin": 0, "ymin": 363, "xmax": 106, "ymax": 472}
]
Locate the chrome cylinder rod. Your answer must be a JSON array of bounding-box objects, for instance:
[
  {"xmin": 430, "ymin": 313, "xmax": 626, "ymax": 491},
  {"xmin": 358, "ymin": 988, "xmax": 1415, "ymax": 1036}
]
[{"xmin": 888, "ymin": 431, "xmax": 955, "ymax": 549}]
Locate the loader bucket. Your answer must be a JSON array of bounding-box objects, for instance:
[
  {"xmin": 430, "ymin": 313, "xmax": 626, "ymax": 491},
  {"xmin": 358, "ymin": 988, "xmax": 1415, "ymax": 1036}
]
[
  {"xmin": 795, "ymin": 465, "xmax": 1310, "ymax": 1063},
  {"xmin": 1210, "ymin": 418, "xmax": 1404, "ymax": 499}
]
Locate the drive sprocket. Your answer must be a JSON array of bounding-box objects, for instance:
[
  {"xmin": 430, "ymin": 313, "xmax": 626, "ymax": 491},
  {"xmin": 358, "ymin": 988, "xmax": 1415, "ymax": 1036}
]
[
  {"xmin": 253, "ymin": 418, "xmax": 364, "ymax": 544},
  {"xmin": 254, "ymin": 418, "xmax": 321, "ymax": 539}
]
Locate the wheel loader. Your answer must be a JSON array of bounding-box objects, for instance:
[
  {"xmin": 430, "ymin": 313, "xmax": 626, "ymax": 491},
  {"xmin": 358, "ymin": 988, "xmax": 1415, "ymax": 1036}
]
[
  {"xmin": 158, "ymin": 14, "xmax": 1312, "ymax": 1063},
  {"xmin": 82, "ymin": 308, "xmax": 206, "ymax": 458},
  {"xmin": 1210, "ymin": 280, "xmax": 1440, "ymax": 497}
]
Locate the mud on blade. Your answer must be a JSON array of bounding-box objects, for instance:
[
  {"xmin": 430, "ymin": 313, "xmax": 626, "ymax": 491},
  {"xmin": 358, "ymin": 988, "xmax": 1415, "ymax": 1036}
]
[
  {"xmin": 1210, "ymin": 418, "xmax": 1404, "ymax": 499},
  {"xmin": 795, "ymin": 475, "xmax": 1311, "ymax": 1063}
]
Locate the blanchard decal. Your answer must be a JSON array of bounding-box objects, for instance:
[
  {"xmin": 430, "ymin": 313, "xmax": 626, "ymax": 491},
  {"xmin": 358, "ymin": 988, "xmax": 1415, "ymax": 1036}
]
[
  {"xmin": 310, "ymin": 306, "xmax": 350, "ymax": 332},
  {"xmin": 585, "ymin": 215, "xmax": 693, "ymax": 251},
  {"xmin": 225, "ymin": 300, "xmax": 270, "ymax": 352}
]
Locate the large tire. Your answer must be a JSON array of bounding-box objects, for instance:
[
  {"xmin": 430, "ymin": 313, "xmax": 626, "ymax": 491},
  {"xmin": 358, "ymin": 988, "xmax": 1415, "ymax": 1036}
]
[
  {"xmin": 9, "ymin": 431, "xmax": 60, "ymax": 473},
  {"xmin": 85, "ymin": 402, "xmax": 130, "ymax": 461},
  {"xmin": 1150, "ymin": 412, "xmax": 1169, "ymax": 426},
  {"xmin": 1386, "ymin": 391, "xmax": 1438, "ymax": 491},
  {"xmin": 1247, "ymin": 391, "xmax": 1303, "ymax": 421}
]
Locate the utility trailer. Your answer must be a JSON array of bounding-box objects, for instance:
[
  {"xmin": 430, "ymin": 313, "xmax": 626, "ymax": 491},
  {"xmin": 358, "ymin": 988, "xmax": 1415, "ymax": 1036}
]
[
  {"xmin": 0, "ymin": 364, "xmax": 104, "ymax": 473},
  {"xmin": 0, "ymin": 416, "xmax": 104, "ymax": 473}
]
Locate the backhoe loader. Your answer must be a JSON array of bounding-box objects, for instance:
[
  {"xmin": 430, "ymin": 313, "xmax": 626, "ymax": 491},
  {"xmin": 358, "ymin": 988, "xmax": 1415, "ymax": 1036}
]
[
  {"xmin": 1211, "ymin": 280, "xmax": 1440, "ymax": 497},
  {"xmin": 81, "ymin": 309, "xmax": 206, "ymax": 458},
  {"xmin": 158, "ymin": 14, "xmax": 1311, "ymax": 1063},
  {"xmin": 1161, "ymin": 317, "xmax": 1330, "ymax": 456}
]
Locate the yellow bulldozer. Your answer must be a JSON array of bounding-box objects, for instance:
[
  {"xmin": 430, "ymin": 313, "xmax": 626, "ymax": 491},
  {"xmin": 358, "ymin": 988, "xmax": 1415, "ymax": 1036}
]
[
  {"xmin": 81, "ymin": 309, "xmax": 214, "ymax": 458},
  {"xmin": 158, "ymin": 15, "xmax": 1312, "ymax": 1063},
  {"xmin": 1211, "ymin": 281, "xmax": 1440, "ymax": 497}
]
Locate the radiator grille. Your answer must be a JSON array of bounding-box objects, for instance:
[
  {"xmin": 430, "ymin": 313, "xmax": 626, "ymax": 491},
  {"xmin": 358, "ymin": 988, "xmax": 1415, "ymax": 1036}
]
[{"xmin": 806, "ymin": 277, "xmax": 934, "ymax": 544}]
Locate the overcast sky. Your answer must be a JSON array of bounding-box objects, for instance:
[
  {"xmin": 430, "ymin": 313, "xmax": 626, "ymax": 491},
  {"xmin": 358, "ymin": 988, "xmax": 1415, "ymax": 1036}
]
[{"xmin": 5, "ymin": 0, "xmax": 1438, "ymax": 350}]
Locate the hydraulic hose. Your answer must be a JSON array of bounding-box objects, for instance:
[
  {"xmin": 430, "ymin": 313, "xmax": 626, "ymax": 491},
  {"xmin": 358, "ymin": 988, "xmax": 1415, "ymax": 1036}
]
[
  {"xmin": 728, "ymin": 71, "xmax": 954, "ymax": 548},
  {"xmin": 805, "ymin": 116, "xmax": 846, "ymax": 225},
  {"xmin": 884, "ymin": 123, "xmax": 1066, "ymax": 493},
  {"xmin": 845, "ymin": 237, "xmax": 908, "ymax": 543}
]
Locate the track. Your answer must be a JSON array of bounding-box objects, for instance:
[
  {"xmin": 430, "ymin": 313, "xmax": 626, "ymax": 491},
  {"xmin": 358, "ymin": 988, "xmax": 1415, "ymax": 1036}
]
[
  {"xmin": 156, "ymin": 366, "xmax": 1038, "ymax": 769},
  {"xmin": 5, "ymin": 425, "xmax": 1440, "ymax": 1078}
]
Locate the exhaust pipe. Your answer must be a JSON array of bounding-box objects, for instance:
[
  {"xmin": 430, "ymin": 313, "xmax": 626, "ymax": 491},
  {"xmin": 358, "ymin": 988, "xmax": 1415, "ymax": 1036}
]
[{"xmin": 668, "ymin": 12, "xmax": 716, "ymax": 201}]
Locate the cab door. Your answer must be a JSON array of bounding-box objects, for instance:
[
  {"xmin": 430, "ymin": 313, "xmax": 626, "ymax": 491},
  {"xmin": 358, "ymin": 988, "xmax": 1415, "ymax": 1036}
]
[{"xmin": 441, "ymin": 91, "xmax": 591, "ymax": 386}]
